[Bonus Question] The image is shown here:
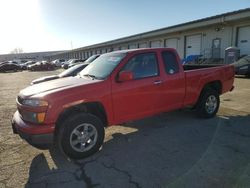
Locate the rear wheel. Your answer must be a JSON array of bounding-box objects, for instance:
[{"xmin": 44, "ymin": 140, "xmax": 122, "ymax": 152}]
[
  {"xmin": 196, "ymin": 89, "xmax": 220, "ymax": 118},
  {"xmin": 57, "ymin": 113, "xmax": 104, "ymax": 159}
]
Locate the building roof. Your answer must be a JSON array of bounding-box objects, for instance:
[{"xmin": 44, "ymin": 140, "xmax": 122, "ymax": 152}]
[{"xmin": 54, "ymin": 8, "xmax": 250, "ymax": 55}]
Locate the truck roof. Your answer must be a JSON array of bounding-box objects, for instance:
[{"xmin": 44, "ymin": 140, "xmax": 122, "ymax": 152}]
[{"xmin": 108, "ymin": 48, "xmax": 176, "ymax": 55}]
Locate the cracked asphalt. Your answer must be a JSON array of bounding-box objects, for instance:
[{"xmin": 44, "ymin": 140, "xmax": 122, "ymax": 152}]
[{"xmin": 0, "ymin": 70, "xmax": 250, "ymax": 188}]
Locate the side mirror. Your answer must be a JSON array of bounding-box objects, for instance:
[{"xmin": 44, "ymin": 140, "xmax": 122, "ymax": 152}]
[{"xmin": 118, "ymin": 71, "xmax": 134, "ymax": 82}]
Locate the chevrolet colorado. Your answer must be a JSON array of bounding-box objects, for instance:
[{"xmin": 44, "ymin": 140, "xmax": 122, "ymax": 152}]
[{"xmin": 12, "ymin": 48, "xmax": 235, "ymax": 159}]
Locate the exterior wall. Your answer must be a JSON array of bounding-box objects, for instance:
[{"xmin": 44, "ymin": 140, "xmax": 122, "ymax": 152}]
[
  {"xmin": 0, "ymin": 51, "xmax": 63, "ymax": 62},
  {"xmin": 232, "ymin": 20, "xmax": 250, "ymax": 52},
  {"xmin": 201, "ymin": 26, "xmax": 232, "ymax": 59},
  {"xmin": 138, "ymin": 41, "xmax": 148, "ymax": 48},
  {"xmin": 48, "ymin": 10, "xmax": 250, "ymax": 61}
]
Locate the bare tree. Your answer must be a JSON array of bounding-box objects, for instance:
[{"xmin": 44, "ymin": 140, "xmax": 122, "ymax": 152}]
[{"xmin": 10, "ymin": 48, "xmax": 23, "ymax": 54}]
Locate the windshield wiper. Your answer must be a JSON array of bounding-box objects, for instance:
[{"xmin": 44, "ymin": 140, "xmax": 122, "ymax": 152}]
[{"xmin": 82, "ymin": 74, "xmax": 98, "ymax": 80}]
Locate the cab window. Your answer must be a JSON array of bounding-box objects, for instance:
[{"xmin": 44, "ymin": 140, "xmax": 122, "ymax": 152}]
[
  {"xmin": 122, "ymin": 53, "xmax": 159, "ymax": 79},
  {"xmin": 162, "ymin": 51, "xmax": 179, "ymax": 74}
]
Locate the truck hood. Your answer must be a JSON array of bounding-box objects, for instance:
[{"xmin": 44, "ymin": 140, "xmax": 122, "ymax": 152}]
[
  {"xmin": 20, "ymin": 76, "xmax": 99, "ymax": 97},
  {"xmin": 31, "ymin": 75, "xmax": 59, "ymax": 85}
]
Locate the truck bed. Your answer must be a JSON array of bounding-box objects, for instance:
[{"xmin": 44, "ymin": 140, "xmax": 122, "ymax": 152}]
[
  {"xmin": 183, "ymin": 64, "xmax": 224, "ymax": 71},
  {"xmin": 182, "ymin": 64, "xmax": 234, "ymax": 107}
]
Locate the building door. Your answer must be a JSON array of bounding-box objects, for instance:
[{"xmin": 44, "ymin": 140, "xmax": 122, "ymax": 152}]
[
  {"xmin": 165, "ymin": 38, "xmax": 178, "ymax": 49},
  {"xmin": 238, "ymin": 26, "xmax": 250, "ymax": 56},
  {"xmin": 150, "ymin": 40, "xmax": 162, "ymax": 48},
  {"xmin": 139, "ymin": 42, "xmax": 147, "ymax": 48},
  {"xmin": 212, "ymin": 38, "xmax": 221, "ymax": 58},
  {"xmin": 113, "ymin": 47, "xmax": 120, "ymax": 51},
  {"xmin": 101, "ymin": 49, "xmax": 106, "ymax": 54},
  {"xmin": 185, "ymin": 34, "xmax": 202, "ymax": 57},
  {"xmin": 120, "ymin": 46, "xmax": 127, "ymax": 50},
  {"xmin": 128, "ymin": 44, "xmax": 137, "ymax": 49}
]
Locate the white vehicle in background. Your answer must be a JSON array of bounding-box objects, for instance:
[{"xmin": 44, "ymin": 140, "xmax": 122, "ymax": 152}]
[
  {"xmin": 12, "ymin": 59, "xmax": 28, "ymax": 65},
  {"xmin": 20, "ymin": 60, "xmax": 36, "ymax": 70},
  {"xmin": 62, "ymin": 59, "xmax": 79, "ymax": 69},
  {"xmin": 52, "ymin": 59, "xmax": 66, "ymax": 67},
  {"xmin": 68, "ymin": 54, "xmax": 100, "ymax": 68},
  {"xmin": 12, "ymin": 59, "xmax": 23, "ymax": 64}
]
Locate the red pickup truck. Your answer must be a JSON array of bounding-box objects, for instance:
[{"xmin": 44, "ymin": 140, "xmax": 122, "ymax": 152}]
[{"xmin": 12, "ymin": 48, "xmax": 234, "ymax": 159}]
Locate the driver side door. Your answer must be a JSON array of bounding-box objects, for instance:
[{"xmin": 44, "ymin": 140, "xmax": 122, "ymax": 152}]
[{"xmin": 111, "ymin": 52, "xmax": 162, "ymax": 123}]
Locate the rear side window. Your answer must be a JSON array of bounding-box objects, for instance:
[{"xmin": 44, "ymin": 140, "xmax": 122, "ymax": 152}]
[
  {"xmin": 162, "ymin": 51, "xmax": 179, "ymax": 74},
  {"xmin": 122, "ymin": 53, "xmax": 159, "ymax": 79}
]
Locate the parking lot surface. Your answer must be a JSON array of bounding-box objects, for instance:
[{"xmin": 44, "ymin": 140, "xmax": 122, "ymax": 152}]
[{"xmin": 0, "ymin": 71, "xmax": 250, "ymax": 188}]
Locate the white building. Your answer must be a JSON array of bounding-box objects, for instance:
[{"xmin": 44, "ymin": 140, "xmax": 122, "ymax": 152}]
[
  {"xmin": 46, "ymin": 8, "xmax": 250, "ymax": 60},
  {"xmin": 0, "ymin": 51, "xmax": 64, "ymax": 62}
]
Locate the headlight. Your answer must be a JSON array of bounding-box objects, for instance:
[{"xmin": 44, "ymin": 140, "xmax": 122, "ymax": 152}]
[
  {"xmin": 18, "ymin": 98, "xmax": 48, "ymax": 123},
  {"xmin": 21, "ymin": 111, "xmax": 46, "ymax": 124},
  {"xmin": 22, "ymin": 99, "xmax": 48, "ymax": 107}
]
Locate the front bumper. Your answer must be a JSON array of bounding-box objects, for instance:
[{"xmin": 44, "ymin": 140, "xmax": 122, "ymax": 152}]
[{"xmin": 12, "ymin": 111, "xmax": 55, "ymax": 145}]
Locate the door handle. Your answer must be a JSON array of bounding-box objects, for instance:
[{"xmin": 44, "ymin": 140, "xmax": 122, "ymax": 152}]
[{"xmin": 154, "ymin": 80, "xmax": 162, "ymax": 85}]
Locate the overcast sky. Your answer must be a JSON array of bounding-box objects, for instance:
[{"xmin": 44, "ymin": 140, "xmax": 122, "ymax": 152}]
[{"xmin": 0, "ymin": 0, "xmax": 250, "ymax": 54}]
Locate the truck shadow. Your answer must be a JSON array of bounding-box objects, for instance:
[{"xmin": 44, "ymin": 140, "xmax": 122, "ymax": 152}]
[{"xmin": 25, "ymin": 110, "xmax": 250, "ymax": 188}]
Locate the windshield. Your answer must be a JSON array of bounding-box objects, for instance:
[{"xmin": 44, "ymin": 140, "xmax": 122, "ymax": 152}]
[
  {"xmin": 66, "ymin": 59, "xmax": 76, "ymax": 64},
  {"xmin": 79, "ymin": 53, "xmax": 126, "ymax": 80},
  {"xmin": 59, "ymin": 63, "xmax": 84, "ymax": 77},
  {"xmin": 234, "ymin": 55, "xmax": 250, "ymax": 66},
  {"xmin": 85, "ymin": 54, "xmax": 100, "ymax": 63}
]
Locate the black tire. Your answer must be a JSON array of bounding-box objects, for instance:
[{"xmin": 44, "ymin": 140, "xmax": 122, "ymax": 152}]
[
  {"xmin": 196, "ymin": 88, "xmax": 220, "ymax": 118},
  {"xmin": 57, "ymin": 113, "xmax": 104, "ymax": 159}
]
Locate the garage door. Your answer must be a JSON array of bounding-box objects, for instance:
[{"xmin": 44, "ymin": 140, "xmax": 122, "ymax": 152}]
[
  {"xmin": 150, "ymin": 40, "xmax": 162, "ymax": 48},
  {"xmin": 139, "ymin": 42, "xmax": 147, "ymax": 48},
  {"xmin": 120, "ymin": 46, "xmax": 127, "ymax": 50},
  {"xmin": 113, "ymin": 47, "xmax": 120, "ymax": 51},
  {"xmin": 85, "ymin": 52, "xmax": 89, "ymax": 58},
  {"xmin": 165, "ymin": 38, "xmax": 178, "ymax": 49},
  {"xmin": 185, "ymin": 34, "xmax": 202, "ymax": 57},
  {"xmin": 238, "ymin": 26, "xmax": 250, "ymax": 56},
  {"xmin": 128, "ymin": 44, "xmax": 137, "ymax": 49}
]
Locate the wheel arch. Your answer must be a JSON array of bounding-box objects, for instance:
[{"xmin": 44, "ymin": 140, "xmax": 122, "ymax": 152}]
[
  {"xmin": 55, "ymin": 101, "xmax": 108, "ymax": 137},
  {"xmin": 200, "ymin": 80, "xmax": 222, "ymax": 96},
  {"xmin": 195, "ymin": 80, "xmax": 222, "ymax": 107}
]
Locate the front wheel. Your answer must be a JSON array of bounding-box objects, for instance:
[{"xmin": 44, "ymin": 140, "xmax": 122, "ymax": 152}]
[
  {"xmin": 196, "ymin": 89, "xmax": 220, "ymax": 118},
  {"xmin": 57, "ymin": 113, "xmax": 104, "ymax": 159}
]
